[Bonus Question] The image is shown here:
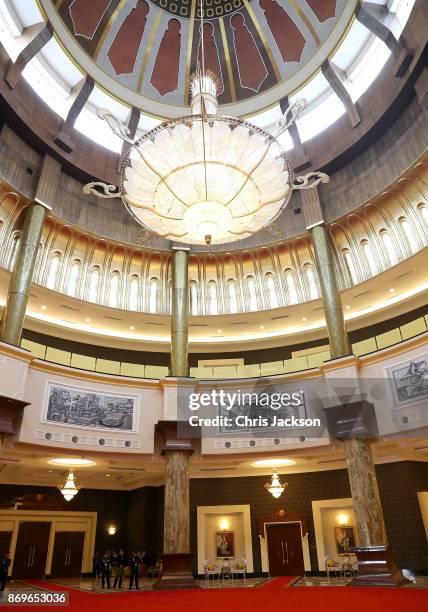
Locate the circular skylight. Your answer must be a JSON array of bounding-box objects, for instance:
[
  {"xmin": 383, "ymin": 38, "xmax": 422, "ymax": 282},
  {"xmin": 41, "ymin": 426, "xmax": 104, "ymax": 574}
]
[
  {"xmin": 251, "ymin": 458, "xmax": 296, "ymax": 467},
  {"xmin": 47, "ymin": 458, "xmax": 96, "ymax": 467}
]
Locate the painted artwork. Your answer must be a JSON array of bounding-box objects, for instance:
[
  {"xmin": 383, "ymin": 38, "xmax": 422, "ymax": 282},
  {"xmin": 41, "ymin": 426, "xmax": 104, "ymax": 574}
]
[
  {"xmin": 43, "ymin": 382, "xmax": 138, "ymax": 432},
  {"xmin": 334, "ymin": 526, "xmax": 356, "ymax": 554},
  {"xmin": 387, "ymin": 357, "xmax": 428, "ymax": 406},
  {"xmin": 216, "ymin": 531, "xmax": 234, "ymax": 558}
]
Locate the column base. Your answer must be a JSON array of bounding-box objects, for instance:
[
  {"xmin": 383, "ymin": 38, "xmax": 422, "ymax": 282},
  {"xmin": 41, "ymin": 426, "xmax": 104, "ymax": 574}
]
[
  {"xmin": 348, "ymin": 546, "xmax": 410, "ymax": 587},
  {"xmin": 153, "ymin": 553, "xmax": 201, "ymax": 590}
]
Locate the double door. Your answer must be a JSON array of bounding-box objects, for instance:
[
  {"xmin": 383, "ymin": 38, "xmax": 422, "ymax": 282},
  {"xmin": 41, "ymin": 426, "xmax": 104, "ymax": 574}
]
[
  {"xmin": 12, "ymin": 522, "xmax": 51, "ymax": 579},
  {"xmin": 50, "ymin": 532, "xmax": 85, "ymax": 578},
  {"xmin": 266, "ymin": 523, "xmax": 304, "ymax": 576}
]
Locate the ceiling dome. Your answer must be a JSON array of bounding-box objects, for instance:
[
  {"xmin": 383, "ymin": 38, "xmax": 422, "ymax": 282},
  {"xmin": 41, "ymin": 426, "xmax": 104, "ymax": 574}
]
[{"xmin": 41, "ymin": 0, "xmax": 357, "ymax": 116}]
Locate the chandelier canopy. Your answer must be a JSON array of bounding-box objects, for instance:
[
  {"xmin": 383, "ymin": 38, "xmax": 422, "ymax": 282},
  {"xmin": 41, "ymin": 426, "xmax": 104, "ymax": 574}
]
[{"xmin": 120, "ymin": 71, "xmax": 293, "ymax": 246}]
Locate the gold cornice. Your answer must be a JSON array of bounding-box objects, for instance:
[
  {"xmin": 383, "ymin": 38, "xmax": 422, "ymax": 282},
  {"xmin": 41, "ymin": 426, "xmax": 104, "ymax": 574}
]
[{"xmin": 0, "ymin": 341, "xmax": 33, "ymax": 363}]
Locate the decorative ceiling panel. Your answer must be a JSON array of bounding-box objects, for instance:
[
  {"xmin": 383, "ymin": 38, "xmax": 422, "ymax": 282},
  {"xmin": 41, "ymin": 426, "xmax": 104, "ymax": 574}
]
[{"xmin": 46, "ymin": 0, "xmax": 355, "ymax": 113}]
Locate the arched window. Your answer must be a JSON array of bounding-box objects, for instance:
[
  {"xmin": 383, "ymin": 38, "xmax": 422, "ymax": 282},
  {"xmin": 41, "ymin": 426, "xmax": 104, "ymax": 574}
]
[
  {"xmin": 303, "ymin": 263, "xmax": 318, "ymax": 300},
  {"xmin": 418, "ymin": 204, "xmax": 428, "ymax": 226},
  {"xmin": 284, "ymin": 268, "xmax": 298, "ymax": 304},
  {"xmin": 342, "ymin": 248, "xmax": 358, "ymax": 285},
  {"xmin": 190, "ymin": 280, "xmax": 199, "ymax": 315},
  {"xmin": 149, "ymin": 277, "xmax": 158, "ymax": 313},
  {"xmin": 47, "ymin": 252, "xmax": 61, "ymax": 289},
  {"xmin": 207, "ymin": 280, "xmax": 218, "ymax": 315},
  {"xmin": 129, "ymin": 274, "xmax": 139, "ymax": 311},
  {"xmin": 226, "ymin": 278, "xmax": 238, "ymax": 313},
  {"xmin": 7, "ymin": 233, "xmax": 21, "ymax": 271},
  {"xmin": 246, "ymin": 275, "xmax": 258, "ymax": 311},
  {"xmin": 88, "ymin": 265, "xmax": 100, "ymax": 303},
  {"xmin": 380, "ymin": 230, "xmax": 399, "ymax": 266},
  {"xmin": 265, "ymin": 272, "xmax": 278, "ymax": 309},
  {"xmin": 67, "ymin": 259, "xmax": 81, "ymax": 297},
  {"xmin": 108, "ymin": 271, "xmax": 120, "ymax": 308},
  {"xmin": 361, "ymin": 240, "xmax": 377, "ymax": 276},
  {"xmin": 398, "ymin": 217, "xmax": 418, "ymax": 253}
]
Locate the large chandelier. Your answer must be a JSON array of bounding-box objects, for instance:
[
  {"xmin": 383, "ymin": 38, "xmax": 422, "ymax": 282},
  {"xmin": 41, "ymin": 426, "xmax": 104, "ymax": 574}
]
[
  {"xmin": 84, "ymin": 3, "xmax": 328, "ymax": 245},
  {"xmin": 59, "ymin": 470, "xmax": 80, "ymax": 502},
  {"xmin": 265, "ymin": 470, "xmax": 288, "ymax": 499}
]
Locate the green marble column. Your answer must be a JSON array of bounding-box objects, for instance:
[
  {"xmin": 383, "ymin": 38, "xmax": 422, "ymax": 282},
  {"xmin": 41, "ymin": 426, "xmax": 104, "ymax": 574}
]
[
  {"xmin": 163, "ymin": 450, "xmax": 190, "ymax": 553},
  {"xmin": 170, "ymin": 249, "xmax": 189, "ymax": 377},
  {"xmin": 310, "ymin": 223, "xmax": 351, "ymax": 359},
  {"xmin": 311, "ymin": 222, "xmax": 387, "ymax": 547},
  {"xmin": 0, "ymin": 200, "xmax": 47, "ymax": 346}
]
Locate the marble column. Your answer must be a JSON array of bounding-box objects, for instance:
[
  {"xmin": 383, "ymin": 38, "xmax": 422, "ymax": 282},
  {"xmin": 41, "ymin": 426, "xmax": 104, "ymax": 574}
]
[
  {"xmin": 310, "ymin": 223, "xmax": 351, "ymax": 358},
  {"xmin": 310, "ymin": 222, "xmax": 387, "ymax": 547},
  {"xmin": 0, "ymin": 200, "xmax": 48, "ymax": 346},
  {"xmin": 170, "ymin": 248, "xmax": 189, "ymax": 377},
  {"xmin": 163, "ymin": 450, "xmax": 190, "ymax": 553}
]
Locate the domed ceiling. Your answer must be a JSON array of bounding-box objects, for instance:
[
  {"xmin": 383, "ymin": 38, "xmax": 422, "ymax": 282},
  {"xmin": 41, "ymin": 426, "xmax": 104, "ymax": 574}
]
[{"xmin": 42, "ymin": 0, "xmax": 357, "ymax": 116}]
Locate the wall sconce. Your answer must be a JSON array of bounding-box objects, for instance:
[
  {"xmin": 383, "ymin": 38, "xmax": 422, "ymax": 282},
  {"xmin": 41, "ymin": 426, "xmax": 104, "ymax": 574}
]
[
  {"xmin": 219, "ymin": 518, "xmax": 229, "ymax": 531},
  {"xmin": 107, "ymin": 525, "xmax": 117, "ymax": 536},
  {"xmin": 338, "ymin": 513, "xmax": 348, "ymax": 526}
]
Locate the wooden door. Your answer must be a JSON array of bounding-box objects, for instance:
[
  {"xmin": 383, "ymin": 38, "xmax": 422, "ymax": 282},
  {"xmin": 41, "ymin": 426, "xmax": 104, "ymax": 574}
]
[
  {"xmin": 50, "ymin": 532, "xmax": 85, "ymax": 578},
  {"xmin": 0, "ymin": 532, "xmax": 12, "ymax": 557},
  {"xmin": 266, "ymin": 523, "xmax": 304, "ymax": 576},
  {"xmin": 12, "ymin": 522, "xmax": 51, "ymax": 579}
]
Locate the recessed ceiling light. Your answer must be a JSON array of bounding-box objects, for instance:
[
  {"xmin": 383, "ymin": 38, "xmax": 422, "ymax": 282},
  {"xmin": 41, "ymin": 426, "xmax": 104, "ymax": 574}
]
[
  {"xmin": 48, "ymin": 458, "xmax": 96, "ymax": 467},
  {"xmin": 217, "ymin": 329, "xmax": 222, "ymax": 333},
  {"xmin": 85, "ymin": 318, "xmax": 91, "ymax": 323},
  {"xmin": 260, "ymin": 325, "xmax": 264, "ymax": 330},
  {"xmin": 41, "ymin": 305, "xmax": 47, "ymax": 310},
  {"xmin": 389, "ymin": 288, "xmax": 395, "ymax": 293},
  {"xmin": 302, "ymin": 317, "xmax": 307, "ymax": 321},
  {"xmin": 345, "ymin": 305, "xmax": 350, "ymax": 310},
  {"xmin": 251, "ymin": 458, "xmax": 296, "ymax": 468},
  {"xmin": 130, "ymin": 326, "xmax": 135, "ymax": 330},
  {"xmin": 106, "ymin": 474, "xmax": 111, "ymax": 477}
]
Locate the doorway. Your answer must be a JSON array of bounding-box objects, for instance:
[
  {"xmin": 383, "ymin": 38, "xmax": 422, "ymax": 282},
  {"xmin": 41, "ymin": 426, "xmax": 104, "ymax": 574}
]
[
  {"xmin": 12, "ymin": 522, "xmax": 51, "ymax": 579},
  {"xmin": 266, "ymin": 523, "xmax": 304, "ymax": 576},
  {"xmin": 50, "ymin": 531, "xmax": 85, "ymax": 578}
]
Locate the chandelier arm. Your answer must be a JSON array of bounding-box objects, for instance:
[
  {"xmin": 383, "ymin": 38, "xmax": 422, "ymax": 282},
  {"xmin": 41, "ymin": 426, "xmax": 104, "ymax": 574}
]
[
  {"xmin": 135, "ymin": 148, "xmax": 191, "ymax": 208},
  {"xmin": 274, "ymin": 99, "xmax": 307, "ymax": 137},
  {"xmin": 96, "ymin": 109, "xmax": 135, "ymax": 144},
  {"xmin": 292, "ymin": 171, "xmax": 330, "ymax": 190},
  {"xmin": 124, "ymin": 198, "xmax": 183, "ymax": 221},
  {"xmin": 83, "ymin": 181, "xmax": 122, "ymax": 199}
]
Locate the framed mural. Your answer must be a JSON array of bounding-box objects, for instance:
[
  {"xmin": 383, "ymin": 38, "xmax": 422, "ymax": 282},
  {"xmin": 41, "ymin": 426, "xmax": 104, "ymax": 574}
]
[
  {"xmin": 334, "ymin": 526, "xmax": 356, "ymax": 554},
  {"xmin": 42, "ymin": 382, "xmax": 139, "ymax": 432},
  {"xmin": 386, "ymin": 356, "xmax": 428, "ymax": 407},
  {"xmin": 216, "ymin": 531, "xmax": 234, "ymax": 558}
]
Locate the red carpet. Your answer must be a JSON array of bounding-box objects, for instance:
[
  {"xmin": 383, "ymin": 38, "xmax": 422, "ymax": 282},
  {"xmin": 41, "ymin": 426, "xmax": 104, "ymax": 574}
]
[{"xmin": 21, "ymin": 578, "xmax": 427, "ymax": 612}]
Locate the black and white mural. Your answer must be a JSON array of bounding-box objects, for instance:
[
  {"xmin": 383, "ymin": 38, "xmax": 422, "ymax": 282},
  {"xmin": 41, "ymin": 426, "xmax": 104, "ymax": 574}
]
[
  {"xmin": 387, "ymin": 356, "xmax": 428, "ymax": 407},
  {"xmin": 43, "ymin": 382, "xmax": 139, "ymax": 432}
]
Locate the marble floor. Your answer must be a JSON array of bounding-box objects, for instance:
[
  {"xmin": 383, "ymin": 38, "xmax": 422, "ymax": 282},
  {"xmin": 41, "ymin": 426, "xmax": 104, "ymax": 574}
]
[
  {"xmin": 292, "ymin": 575, "xmax": 428, "ymax": 588},
  {"xmin": 47, "ymin": 576, "xmax": 270, "ymax": 593}
]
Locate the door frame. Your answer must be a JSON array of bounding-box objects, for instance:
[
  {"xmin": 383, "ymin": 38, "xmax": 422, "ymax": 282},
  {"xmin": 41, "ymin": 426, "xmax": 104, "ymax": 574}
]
[
  {"xmin": 0, "ymin": 510, "xmax": 97, "ymax": 577},
  {"xmin": 260, "ymin": 521, "xmax": 311, "ymax": 574}
]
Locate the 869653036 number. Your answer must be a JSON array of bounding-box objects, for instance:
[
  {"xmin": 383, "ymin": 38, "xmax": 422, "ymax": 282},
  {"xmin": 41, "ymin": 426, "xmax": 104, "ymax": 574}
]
[{"xmin": 4, "ymin": 592, "xmax": 69, "ymax": 606}]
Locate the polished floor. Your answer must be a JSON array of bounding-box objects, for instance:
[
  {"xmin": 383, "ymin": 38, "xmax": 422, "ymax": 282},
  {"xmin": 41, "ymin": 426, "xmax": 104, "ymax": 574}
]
[{"xmin": 292, "ymin": 576, "xmax": 428, "ymax": 588}]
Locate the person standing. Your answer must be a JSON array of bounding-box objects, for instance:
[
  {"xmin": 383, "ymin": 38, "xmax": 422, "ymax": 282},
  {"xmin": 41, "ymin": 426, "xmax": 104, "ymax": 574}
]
[
  {"xmin": 93, "ymin": 550, "xmax": 102, "ymax": 580},
  {"xmin": 113, "ymin": 549, "xmax": 126, "ymax": 589},
  {"xmin": 128, "ymin": 551, "xmax": 141, "ymax": 590},
  {"xmin": 0, "ymin": 553, "xmax": 11, "ymax": 591},
  {"xmin": 101, "ymin": 551, "xmax": 112, "ymax": 589}
]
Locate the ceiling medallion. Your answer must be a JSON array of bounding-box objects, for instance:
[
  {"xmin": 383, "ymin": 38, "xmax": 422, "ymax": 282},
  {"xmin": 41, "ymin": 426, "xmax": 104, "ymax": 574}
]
[{"xmin": 84, "ymin": 2, "xmax": 328, "ymax": 246}]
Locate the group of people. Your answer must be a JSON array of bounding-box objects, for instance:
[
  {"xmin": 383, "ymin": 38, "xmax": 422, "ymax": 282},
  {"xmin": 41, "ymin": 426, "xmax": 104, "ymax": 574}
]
[{"xmin": 93, "ymin": 550, "xmax": 146, "ymax": 590}]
